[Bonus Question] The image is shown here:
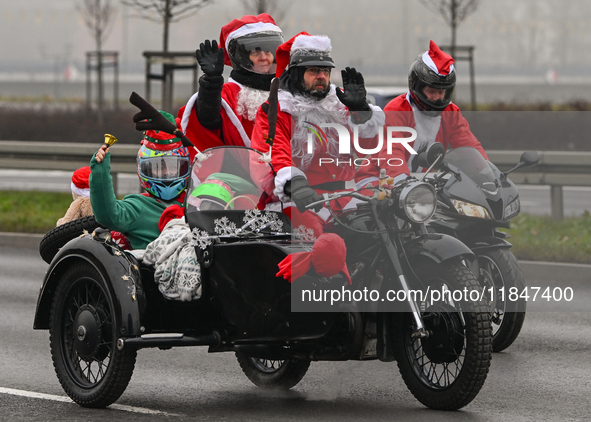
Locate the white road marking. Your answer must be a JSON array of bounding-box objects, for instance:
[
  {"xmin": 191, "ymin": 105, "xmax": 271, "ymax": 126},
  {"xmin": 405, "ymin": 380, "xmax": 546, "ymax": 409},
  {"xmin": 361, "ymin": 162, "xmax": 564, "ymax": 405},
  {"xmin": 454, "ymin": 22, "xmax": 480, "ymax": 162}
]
[{"xmin": 0, "ymin": 387, "xmax": 179, "ymax": 416}]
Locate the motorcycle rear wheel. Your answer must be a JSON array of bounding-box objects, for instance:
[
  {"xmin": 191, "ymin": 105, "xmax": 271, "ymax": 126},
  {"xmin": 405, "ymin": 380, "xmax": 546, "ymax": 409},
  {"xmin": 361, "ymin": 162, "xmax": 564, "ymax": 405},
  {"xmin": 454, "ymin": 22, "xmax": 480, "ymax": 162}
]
[
  {"xmin": 477, "ymin": 249, "xmax": 526, "ymax": 352},
  {"xmin": 49, "ymin": 262, "xmax": 136, "ymax": 407},
  {"xmin": 394, "ymin": 257, "xmax": 492, "ymax": 410},
  {"xmin": 236, "ymin": 352, "xmax": 310, "ymax": 389}
]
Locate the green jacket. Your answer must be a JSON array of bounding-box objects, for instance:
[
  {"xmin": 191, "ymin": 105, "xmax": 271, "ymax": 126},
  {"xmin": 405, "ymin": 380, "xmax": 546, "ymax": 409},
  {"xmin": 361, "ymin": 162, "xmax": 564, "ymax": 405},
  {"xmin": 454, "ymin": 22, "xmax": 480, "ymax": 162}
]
[{"xmin": 89, "ymin": 152, "xmax": 182, "ymax": 249}]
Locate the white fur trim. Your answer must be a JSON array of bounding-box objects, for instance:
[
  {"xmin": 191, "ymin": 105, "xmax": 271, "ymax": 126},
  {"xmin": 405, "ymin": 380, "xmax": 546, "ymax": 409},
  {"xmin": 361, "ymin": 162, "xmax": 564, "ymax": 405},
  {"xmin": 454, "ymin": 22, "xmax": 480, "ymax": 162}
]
[
  {"xmin": 181, "ymin": 92, "xmax": 198, "ymax": 133},
  {"xmin": 292, "ymin": 34, "xmax": 331, "ymax": 53},
  {"xmin": 274, "ymin": 166, "xmax": 305, "ymax": 202},
  {"xmin": 225, "ymin": 22, "xmax": 282, "ymax": 51},
  {"xmin": 356, "ymin": 176, "xmax": 379, "ymax": 190},
  {"xmin": 422, "ymin": 51, "xmax": 454, "ymax": 76},
  {"xmin": 181, "ymin": 82, "xmax": 251, "ymax": 148},
  {"xmin": 347, "ymin": 103, "xmax": 385, "ymax": 137},
  {"xmin": 71, "ymin": 182, "xmax": 90, "ymax": 197},
  {"xmin": 221, "ymin": 99, "xmax": 251, "ymax": 147}
]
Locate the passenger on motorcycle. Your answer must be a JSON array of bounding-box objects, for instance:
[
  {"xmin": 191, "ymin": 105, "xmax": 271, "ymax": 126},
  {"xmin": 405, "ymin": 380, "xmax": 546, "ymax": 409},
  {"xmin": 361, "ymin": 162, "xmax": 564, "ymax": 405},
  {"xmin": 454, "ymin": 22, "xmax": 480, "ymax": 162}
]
[
  {"xmin": 251, "ymin": 32, "xmax": 384, "ymax": 234},
  {"xmin": 90, "ymin": 111, "xmax": 194, "ymax": 249},
  {"xmin": 179, "ymin": 13, "xmax": 284, "ymax": 150},
  {"xmin": 355, "ymin": 40, "xmax": 488, "ymax": 188}
]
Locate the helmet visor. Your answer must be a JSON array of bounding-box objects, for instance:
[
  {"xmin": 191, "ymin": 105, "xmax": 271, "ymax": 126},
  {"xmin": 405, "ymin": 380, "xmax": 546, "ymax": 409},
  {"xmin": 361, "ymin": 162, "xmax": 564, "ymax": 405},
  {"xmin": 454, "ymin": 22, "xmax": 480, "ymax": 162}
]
[
  {"xmin": 230, "ymin": 32, "xmax": 283, "ymax": 74},
  {"xmin": 139, "ymin": 156, "xmax": 190, "ymax": 181},
  {"xmin": 413, "ymin": 79, "xmax": 455, "ymax": 112}
]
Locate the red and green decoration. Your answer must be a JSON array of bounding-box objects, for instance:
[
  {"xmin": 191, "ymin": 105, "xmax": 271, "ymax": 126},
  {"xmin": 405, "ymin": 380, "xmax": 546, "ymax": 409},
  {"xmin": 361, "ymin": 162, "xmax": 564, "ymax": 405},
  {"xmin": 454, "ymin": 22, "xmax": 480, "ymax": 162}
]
[{"xmin": 143, "ymin": 111, "xmax": 183, "ymax": 147}]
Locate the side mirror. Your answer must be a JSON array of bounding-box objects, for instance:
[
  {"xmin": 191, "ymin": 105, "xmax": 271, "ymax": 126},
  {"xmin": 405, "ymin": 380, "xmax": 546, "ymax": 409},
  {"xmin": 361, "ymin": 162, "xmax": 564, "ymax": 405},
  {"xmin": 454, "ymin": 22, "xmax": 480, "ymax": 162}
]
[
  {"xmin": 520, "ymin": 151, "xmax": 540, "ymax": 167},
  {"xmin": 504, "ymin": 151, "xmax": 540, "ymax": 176},
  {"xmin": 417, "ymin": 142, "xmax": 445, "ymax": 169}
]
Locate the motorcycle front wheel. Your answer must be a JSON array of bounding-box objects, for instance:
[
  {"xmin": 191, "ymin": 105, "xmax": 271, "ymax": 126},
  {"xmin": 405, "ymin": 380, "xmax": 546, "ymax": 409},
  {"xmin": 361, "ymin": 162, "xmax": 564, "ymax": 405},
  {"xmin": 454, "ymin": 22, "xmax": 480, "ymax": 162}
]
[
  {"xmin": 478, "ymin": 248, "xmax": 526, "ymax": 352},
  {"xmin": 393, "ymin": 257, "xmax": 492, "ymax": 410},
  {"xmin": 236, "ymin": 352, "xmax": 310, "ymax": 389},
  {"xmin": 49, "ymin": 262, "xmax": 137, "ymax": 407}
]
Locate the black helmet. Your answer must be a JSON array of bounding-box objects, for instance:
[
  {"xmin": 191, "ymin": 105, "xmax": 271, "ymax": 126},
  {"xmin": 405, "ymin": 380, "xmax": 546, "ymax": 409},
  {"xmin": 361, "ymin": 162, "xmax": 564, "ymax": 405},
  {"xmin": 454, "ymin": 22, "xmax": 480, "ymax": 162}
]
[
  {"xmin": 227, "ymin": 31, "xmax": 284, "ymax": 75},
  {"xmin": 408, "ymin": 41, "xmax": 456, "ymax": 113}
]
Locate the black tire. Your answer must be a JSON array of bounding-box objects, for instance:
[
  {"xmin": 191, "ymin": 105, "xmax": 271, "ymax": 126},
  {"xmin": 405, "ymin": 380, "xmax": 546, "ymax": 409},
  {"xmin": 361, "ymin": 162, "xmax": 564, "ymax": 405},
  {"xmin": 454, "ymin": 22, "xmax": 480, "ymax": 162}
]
[
  {"xmin": 236, "ymin": 352, "xmax": 310, "ymax": 389},
  {"xmin": 477, "ymin": 249, "xmax": 526, "ymax": 352},
  {"xmin": 394, "ymin": 257, "xmax": 492, "ymax": 411},
  {"xmin": 39, "ymin": 216, "xmax": 103, "ymax": 264},
  {"xmin": 49, "ymin": 262, "xmax": 136, "ymax": 408}
]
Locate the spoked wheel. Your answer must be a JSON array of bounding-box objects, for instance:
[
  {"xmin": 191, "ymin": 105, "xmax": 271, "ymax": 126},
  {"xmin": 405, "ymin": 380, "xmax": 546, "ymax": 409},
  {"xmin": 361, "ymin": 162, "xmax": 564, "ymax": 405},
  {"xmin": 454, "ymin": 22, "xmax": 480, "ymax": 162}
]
[
  {"xmin": 477, "ymin": 249, "xmax": 526, "ymax": 352},
  {"xmin": 236, "ymin": 352, "xmax": 310, "ymax": 389},
  {"xmin": 49, "ymin": 262, "xmax": 136, "ymax": 408},
  {"xmin": 394, "ymin": 258, "xmax": 492, "ymax": 410}
]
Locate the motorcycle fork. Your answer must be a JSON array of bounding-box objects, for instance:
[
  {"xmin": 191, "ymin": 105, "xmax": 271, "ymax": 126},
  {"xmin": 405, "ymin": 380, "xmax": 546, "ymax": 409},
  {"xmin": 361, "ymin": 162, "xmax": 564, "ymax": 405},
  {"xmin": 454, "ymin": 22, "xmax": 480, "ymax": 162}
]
[{"xmin": 371, "ymin": 204, "xmax": 429, "ymax": 339}]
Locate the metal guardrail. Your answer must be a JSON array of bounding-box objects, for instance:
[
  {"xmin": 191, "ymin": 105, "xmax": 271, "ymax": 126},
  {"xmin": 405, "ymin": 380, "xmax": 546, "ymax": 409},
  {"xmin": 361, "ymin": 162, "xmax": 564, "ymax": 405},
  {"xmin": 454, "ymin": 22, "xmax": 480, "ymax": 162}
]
[{"xmin": 1, "ymin": 141, "xmax": 589, "ymax": 220}]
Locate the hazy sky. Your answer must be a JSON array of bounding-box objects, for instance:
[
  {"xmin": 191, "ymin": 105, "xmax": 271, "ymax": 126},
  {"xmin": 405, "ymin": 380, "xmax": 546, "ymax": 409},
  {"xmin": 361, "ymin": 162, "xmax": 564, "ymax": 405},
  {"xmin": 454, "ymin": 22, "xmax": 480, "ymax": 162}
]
[{"xmin": 2, "ymin": 0, "xmax": 590, "ymax": 80}]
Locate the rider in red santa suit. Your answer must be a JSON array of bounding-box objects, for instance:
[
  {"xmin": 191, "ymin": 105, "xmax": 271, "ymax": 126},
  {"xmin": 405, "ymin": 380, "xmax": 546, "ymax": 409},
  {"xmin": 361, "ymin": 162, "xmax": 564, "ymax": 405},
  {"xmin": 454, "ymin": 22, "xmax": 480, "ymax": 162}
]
[
  {"xmin": 179, "ymin": 14, "xmax": 283, "ymax": 150},
  {"xmin": 356, "ymin": 40, "xmax": 488, "ymax": 188},
  {"xmin": 251, "ymin": 32, "xmax": 384, "ymax": 227}
]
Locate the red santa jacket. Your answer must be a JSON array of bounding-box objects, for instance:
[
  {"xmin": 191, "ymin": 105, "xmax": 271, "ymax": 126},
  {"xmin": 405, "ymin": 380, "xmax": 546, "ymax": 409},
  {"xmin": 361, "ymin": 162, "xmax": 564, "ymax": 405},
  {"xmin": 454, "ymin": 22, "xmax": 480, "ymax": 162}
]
[
  {"xmin": 355, "ymin": 93, "xmax": 488, "ymax": 185},
  {"xmin": 178, "ymin": 80, "xmax": 253, "ymax": 151},
  {"xmin": 251, "ymin": 87, "xmax": 384, "ymax": 203}
]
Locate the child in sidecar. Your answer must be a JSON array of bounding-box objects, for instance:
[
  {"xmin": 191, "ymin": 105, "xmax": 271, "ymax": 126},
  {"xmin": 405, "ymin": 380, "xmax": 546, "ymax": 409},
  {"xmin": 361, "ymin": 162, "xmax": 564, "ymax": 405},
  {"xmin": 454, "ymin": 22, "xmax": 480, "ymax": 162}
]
[{"xmin": 90, "ymin": 111, "xmax": 194, "ymax": 250}]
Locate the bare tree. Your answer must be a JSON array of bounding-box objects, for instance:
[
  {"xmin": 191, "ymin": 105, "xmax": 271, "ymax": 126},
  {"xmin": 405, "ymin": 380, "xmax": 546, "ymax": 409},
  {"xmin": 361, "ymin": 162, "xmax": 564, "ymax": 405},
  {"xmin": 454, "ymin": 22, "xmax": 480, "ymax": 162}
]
[
  {"xmin": 121, "ymin": 0, "xmax": 215, "ymax": 52},
  {"xmin": 419, "ymin": 0, "xmax": 480, "ymax": 58},
  {"xmin": 241, "ymin": 0, "xmax": 290, "ymax": 24},
  {"xmin": 78, "ymin": 0, "xmax": 116, "ymax": 123}
]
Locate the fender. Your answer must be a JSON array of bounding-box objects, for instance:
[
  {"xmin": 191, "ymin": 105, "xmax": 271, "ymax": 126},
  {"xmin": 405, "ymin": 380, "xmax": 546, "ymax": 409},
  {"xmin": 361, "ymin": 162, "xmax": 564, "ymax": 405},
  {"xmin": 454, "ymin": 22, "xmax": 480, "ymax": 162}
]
[
  {"xmin": 33, "ymin": 234, "xmax": 146, "ymax": 338},
  {"xmin": 404, "ymin": 232, "xmax": 475, "ymax": 265},
  {"xmin": 463, "ymin": 235, "xmax": 512, "ymax": 251}
]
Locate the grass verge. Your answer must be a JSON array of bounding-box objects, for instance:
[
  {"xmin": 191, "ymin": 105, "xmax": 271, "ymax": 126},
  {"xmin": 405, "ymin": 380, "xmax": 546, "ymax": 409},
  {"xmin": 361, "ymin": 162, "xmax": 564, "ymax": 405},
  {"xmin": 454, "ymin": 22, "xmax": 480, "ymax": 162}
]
[
  {"xmin": 0, "ymin": 191, "xmax": 589, "ymax": 264},
  {"xmin": 0, "ymin": 191, "xmax": 73, "ymax": 233},
  {"xmin": 500, "ymin": 213, "xmax": 591, "ymax": 264}
]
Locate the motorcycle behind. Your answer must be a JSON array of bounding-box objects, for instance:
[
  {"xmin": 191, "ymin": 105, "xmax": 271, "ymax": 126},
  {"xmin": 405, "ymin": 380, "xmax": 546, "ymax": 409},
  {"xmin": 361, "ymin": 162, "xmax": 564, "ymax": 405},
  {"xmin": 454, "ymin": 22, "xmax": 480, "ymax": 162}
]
[
  {"xmin": 33, "ymin": 145, "xmax": 493, "ymax": 411},
  {"xmin": 420, "ymin": 144, "xmax": 539, "ymax": 352}
]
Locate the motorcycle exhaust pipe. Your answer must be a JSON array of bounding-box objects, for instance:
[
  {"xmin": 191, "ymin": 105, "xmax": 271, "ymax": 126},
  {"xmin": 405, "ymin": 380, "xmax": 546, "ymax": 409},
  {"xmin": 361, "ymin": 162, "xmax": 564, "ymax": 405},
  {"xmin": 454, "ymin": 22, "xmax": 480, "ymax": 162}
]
[{"xmin": 117, "ymin": 332, "xmax": 221, "ymax": 351}]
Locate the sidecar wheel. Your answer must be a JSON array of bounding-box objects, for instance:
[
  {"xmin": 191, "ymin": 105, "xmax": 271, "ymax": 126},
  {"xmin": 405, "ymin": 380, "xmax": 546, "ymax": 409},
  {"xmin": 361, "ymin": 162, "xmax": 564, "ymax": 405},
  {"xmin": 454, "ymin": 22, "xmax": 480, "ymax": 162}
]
[
  {"xmin": 236, "ymin": 352, "xmax": 310, "ymax": 389},
  {"xmin": 49, "ymin": 262, "xmax": 136, "ymax": 408},
  {"xmin": 478, "ymin": 249, "xmax": 526, "ymax": 352},
  {"xmin": 40, "ymin": 216, "xmax": 103, "ymax": 263},
  {"xmin": 393, "ymin": 258, "xmax": 492, "ymax": 410}
]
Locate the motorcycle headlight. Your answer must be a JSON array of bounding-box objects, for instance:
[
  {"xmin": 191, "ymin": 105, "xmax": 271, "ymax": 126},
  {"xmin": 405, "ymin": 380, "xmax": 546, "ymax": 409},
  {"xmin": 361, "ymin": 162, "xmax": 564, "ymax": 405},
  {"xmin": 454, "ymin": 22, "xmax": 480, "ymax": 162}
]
[
  {"xmin": 397, "ymin": 182, "xmax": 437, "ymax": 223},
  {"xmin": 504, "ymin": 198, "xmax": 520, "ymax": 220},
  {"xmin": 451, "ymin": 199, "xmax": 492, "ymax": 219}
]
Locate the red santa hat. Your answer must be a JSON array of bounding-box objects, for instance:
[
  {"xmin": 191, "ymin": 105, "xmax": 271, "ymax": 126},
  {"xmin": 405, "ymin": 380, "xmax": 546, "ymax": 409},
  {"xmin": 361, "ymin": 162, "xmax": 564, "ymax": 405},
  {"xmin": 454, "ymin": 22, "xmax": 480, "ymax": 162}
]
[
  {"xmin": 219, "ymin": 13, "xmax": 282, "ymax": 66},
  {"xmin": 71, "ymin": 166, "xmax": 91, "ymax": 197},
  {"xmin": 421, "ymin": 40, "xmax": 455, "ymax": 76},
  {"xmin": 276, "ymin": 233, "xmax": 351, "ymax": 284},
  {"xmin": 275, "ymin": 32, "xmax": 334, "ymax": 77}
]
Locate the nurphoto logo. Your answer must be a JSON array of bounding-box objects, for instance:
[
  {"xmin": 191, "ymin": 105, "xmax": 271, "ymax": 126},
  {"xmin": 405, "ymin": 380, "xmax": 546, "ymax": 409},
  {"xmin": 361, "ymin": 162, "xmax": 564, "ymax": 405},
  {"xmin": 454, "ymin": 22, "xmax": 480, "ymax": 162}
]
[{"xmin": 303, "ymin": 122, "xmax": 418, "ymax": 167}]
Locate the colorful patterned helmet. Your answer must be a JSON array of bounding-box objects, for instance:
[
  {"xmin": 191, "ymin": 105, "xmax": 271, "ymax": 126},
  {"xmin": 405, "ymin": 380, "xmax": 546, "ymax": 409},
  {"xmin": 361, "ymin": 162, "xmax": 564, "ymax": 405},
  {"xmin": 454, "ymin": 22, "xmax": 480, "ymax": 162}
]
[
  {"xmin": 137, "ymin": 110, "xmax": 191, "ymax": 201},
  {"xmin": 189, "ymin": 179, "xmax": 234, "ymax": 211}
]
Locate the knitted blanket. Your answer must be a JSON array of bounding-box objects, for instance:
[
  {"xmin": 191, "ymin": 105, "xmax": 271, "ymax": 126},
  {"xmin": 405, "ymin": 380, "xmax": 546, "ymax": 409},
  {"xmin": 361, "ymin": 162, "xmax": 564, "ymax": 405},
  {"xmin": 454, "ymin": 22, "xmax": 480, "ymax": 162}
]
[{"xmin": 143, "ymin": 217, "xmax": 202, "ymax": 301}]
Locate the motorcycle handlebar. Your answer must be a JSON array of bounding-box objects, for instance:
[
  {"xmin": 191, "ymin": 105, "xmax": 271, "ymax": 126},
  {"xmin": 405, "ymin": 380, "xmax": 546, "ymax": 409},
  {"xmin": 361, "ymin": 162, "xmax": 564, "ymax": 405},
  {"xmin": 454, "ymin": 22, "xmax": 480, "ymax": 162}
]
[{"xmin": 304, "ymin": 191, "xmax": 371, "ymax": 210}]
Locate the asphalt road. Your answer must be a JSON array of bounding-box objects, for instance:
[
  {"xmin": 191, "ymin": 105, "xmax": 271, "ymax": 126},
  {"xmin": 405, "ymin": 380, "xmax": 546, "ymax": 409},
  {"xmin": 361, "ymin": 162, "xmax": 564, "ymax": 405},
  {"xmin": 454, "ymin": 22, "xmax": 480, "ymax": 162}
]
[
  {"xmin": 1, "ymin": 169, "xmax": 589, "ymax": 217},
  {"xmin": 1, "ymin": 242, "xmax": 590, "ymax": 421}
]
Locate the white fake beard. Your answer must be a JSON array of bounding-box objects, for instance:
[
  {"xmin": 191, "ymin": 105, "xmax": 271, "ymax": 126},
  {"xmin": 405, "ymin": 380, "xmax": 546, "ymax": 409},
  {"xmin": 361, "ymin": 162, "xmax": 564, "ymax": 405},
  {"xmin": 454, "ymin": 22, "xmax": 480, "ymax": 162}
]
[
  {"xmin": 282, "ymin": 86, "xmax": 351, "ymax": 170},
  {"xmin": 236, "ymin": 86, "xmax": 270, "ymax": 122}
]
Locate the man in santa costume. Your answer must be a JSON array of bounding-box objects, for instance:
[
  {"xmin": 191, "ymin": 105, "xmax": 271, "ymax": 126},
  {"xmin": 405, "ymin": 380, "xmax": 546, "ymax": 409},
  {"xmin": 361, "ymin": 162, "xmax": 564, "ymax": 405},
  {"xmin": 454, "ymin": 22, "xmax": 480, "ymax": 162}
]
[
  {"xmin": 251, "ymin": 32, "xmax": 384, "ymax": 229},
  {"xmin": 179, "ymin": 13, "xmax": 283, "ymax": 150},
  {"xmin": 356, "ymin": 40, "xmax": 488, "ymax": 188}
]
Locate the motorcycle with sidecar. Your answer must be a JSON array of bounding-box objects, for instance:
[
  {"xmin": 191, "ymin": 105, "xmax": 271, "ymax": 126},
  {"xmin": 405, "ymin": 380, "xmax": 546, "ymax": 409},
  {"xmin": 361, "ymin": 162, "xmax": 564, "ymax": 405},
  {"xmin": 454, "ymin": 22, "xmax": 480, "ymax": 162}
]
[{"xmin": 33, "ymin": 143, "xmax": 493, "ymax": 411}]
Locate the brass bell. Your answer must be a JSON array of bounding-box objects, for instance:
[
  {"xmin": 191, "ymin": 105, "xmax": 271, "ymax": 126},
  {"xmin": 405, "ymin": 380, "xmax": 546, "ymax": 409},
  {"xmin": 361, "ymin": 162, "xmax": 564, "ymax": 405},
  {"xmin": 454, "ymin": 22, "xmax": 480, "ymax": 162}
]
[{"xmin": 104, "ymin": 134, "xmax": 118, "ymax": 147}]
